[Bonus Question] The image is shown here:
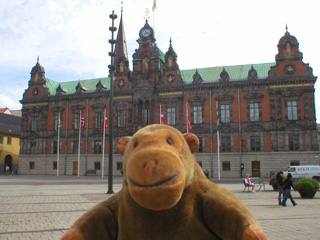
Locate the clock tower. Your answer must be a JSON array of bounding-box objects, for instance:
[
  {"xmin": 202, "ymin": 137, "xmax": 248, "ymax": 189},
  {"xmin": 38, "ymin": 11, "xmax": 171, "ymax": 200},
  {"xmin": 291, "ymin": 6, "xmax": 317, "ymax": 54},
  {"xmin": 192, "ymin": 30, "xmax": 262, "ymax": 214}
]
[{"xmin": 132, "ymin": 20, "xmax": 163, "ymax": 88}]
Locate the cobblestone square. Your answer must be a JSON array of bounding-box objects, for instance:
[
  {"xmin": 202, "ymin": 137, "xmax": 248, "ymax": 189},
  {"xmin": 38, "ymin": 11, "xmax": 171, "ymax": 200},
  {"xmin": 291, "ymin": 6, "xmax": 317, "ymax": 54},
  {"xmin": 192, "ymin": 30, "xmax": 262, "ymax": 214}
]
[{"xmin": 0, "ymin": 175, "xmax": 319, "ymax": 240}]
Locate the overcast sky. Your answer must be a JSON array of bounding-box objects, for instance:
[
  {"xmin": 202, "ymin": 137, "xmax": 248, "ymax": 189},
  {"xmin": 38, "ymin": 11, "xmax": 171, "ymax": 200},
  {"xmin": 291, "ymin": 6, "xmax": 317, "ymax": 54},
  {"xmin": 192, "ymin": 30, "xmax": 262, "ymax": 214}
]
[{"xmin": 0, "ymin": 0, "xmax": 319, "ymax": 122}]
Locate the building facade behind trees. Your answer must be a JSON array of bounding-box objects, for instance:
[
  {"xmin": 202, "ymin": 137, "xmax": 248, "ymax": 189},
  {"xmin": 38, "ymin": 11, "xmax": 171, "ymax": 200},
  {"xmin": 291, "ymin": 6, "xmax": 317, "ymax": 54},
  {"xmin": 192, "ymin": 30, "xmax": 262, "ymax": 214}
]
[{"xmin": 19, "ymin": 15, "xmax": 319, "ymax": 178}]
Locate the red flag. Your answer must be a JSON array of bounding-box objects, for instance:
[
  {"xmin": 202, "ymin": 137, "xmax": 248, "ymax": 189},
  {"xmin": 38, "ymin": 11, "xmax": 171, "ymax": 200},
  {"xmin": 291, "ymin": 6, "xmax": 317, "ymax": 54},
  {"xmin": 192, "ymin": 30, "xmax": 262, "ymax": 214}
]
[
  {"xmin": 102, "ymin": 113, "xmax": 108, "ymax": 132},
  {"xmin": 152, "ymin": 0, "xmax": 157, "ymax": 11},
  {"xmin": 160, "ymin": 109, "xmax": 167, "ymax": 125},
  {"xmin": 80, "ymin": 113, "xmax": 86, "ymax": 132},
  {"xmin": 187, "ymin": 114, "xmax": 192, "ymax": 131}
]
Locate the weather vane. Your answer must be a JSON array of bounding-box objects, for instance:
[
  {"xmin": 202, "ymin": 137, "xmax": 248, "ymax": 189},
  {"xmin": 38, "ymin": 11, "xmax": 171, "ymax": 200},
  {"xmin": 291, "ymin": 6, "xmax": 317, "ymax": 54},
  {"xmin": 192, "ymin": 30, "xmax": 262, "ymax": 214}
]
[{"xmin": 144, "ymin": 8, "xmax": 150, "ymax": 22}]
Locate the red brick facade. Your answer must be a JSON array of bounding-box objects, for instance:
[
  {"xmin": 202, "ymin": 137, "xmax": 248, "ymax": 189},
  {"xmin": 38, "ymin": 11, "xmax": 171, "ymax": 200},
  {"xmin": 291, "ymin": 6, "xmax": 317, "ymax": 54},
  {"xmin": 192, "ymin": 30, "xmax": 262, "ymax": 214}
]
[{"xmin": 19, "ymin": 19, "xmax": 318, "ymax": 177}]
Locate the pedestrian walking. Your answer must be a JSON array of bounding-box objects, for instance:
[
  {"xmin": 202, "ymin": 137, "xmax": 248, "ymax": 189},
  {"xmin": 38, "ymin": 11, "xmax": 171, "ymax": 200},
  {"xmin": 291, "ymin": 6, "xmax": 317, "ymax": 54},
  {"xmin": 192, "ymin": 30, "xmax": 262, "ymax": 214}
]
[
  {"xmin": 282, "ymin": 173, "xmax": 297, "ymax": 207},
  {"xmin": 276, "ymin": 171, "xmax": 284, "ymax": 205}
]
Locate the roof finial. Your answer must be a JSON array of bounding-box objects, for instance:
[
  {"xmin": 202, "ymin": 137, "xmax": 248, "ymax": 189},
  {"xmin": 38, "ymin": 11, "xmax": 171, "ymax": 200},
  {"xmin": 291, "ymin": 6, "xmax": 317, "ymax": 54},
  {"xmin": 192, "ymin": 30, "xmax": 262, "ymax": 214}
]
[
  {"xmin": 144, "ymin": 8, "xmax": 150, "ymax": 22},
  {"xmin": 37, "ymin": 56, "xmax": 39, "ymax": 63},
  {"xmin": 121, "ymin": 1, "xmax": 123, "ymax": 15},
  {"xmin": 169, "ymin": 37, "xmax": 172, "ymax": 47},
  {"xmin": 285, "ymin": 24, "xmax": 288, "ymax": 33}
]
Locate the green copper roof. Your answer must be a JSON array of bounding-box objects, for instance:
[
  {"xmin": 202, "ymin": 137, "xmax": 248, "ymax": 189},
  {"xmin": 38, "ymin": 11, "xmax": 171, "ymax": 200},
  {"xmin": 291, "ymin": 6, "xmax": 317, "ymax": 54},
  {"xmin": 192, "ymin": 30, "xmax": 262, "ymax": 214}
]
[
  {"xmin": 45, "ymin": 62, "xmax": 275, "ymax": 96},
  {"xmin": 180, "ymin": 62, "xmax": 275, "ymax": 83},
  {"xmin": 46, "ymin": 77, "xmax": 110, "ymax": 95}
]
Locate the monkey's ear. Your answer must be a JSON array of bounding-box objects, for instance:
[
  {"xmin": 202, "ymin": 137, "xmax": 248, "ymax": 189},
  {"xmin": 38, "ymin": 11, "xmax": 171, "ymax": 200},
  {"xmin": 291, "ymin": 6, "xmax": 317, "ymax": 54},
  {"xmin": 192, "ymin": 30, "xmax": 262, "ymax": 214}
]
[
  {"xmin": 183, "ymin": 133, "xmax": 199, "ymax": 153},
  {"xmin": 116, "ymin": 136, "xmax": 132, "ymax": 155}
]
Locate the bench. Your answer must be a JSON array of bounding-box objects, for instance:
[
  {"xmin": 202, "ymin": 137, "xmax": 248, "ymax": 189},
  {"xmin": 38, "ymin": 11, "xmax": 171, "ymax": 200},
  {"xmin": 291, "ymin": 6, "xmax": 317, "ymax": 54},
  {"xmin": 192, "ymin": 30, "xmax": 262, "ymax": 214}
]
[
  {"xmin": 243, "ymin": 178, "xmax": 265, "ymax": 192},
  {"xmin": 85, "ymin": 170, "xmax": 96, "ymax": 176},
  {"xmin": 242, "ymin": 178, "xmax": 251, "ymax": 192}
]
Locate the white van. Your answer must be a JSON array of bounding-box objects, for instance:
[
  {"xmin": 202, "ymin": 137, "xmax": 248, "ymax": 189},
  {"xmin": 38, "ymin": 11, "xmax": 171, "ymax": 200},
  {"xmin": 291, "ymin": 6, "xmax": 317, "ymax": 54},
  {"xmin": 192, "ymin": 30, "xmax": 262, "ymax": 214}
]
[{"xmin": 283, "ymin": 166, "xmax": 320, "ymax": 181}]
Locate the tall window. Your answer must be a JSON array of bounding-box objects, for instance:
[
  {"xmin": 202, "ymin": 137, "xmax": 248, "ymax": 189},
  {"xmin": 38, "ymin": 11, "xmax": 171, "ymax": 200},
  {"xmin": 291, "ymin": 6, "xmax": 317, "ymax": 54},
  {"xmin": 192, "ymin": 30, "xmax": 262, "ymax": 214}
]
[
  {"xmin": 72, "ymin": 140, "xmax": 78, "ymax": 154},
  {"xmin": 193, "ymin": 106, "xmax": 202, "ymax": 124},
  {"xmin": 30, "ymin": 115, "xmax": 38, "ymax": 131},
  {"xmin": 142, "ymin": 109, "xmax": 149, "ymax": 125},
  {"xmin": 94, "ymin": 112, "xmax": 103, "ymax": 129},
  {"xmin": 117, "ymin": 111, "xmax": 126, "ymax": 127},
  {"xmin": 0, "ymin": 136, "xmax": 3, "ymax": 144},
  {"xmin": 7, "ymin": 137, "xmax": 12, "ymax": 145},
  {"xmin": 94, "ymin": 140, "xmax": 102, "ymax": 154},
  {"xmin": 287, "ymin": 101, "xmax": 297, "ymax": 120},
  {"xmin": 249, "ymin": 103, "xmax": 259, "ymax": 121},
  {"xmin": 289, "ymin": 134, "xmax": 299, "ymax": 151},
  {"xmin": 74, "ymin": 113, "xmax": 80, "ymax": 129},
  {"xmin": 250, "ymin": 136, "xmax": 261, "ymax": 152},
  {"xmin": 221, "ymin": 104, "xmax": 230, "ymax": 123},
  {"xmin": 30, "ymin": 142, "xmax": 36, "ymax": 154},
  {"xmin": 53, "ymin": 112, "xmax": 63, "ymax": 130},
  {"xmin": 167, "ymin": 108, "xmax": 176, "ymax": 125},
  {"xmin": 198, "ymin": 138, "xmax": 204, "ymax": 152},
  {"xmin": 53, "ymin": 141, "xmax": 58, "ymax": 154},
  {"xmin": 221, "ymin": 136, "xmax": 231, "ymax": 152}
]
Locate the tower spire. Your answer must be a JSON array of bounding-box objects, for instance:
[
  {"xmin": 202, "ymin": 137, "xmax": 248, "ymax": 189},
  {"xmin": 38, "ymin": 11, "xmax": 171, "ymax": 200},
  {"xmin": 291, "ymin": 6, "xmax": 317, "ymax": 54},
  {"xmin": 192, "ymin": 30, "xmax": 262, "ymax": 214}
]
[
  {"xmin": 114, "ymin": 6, "xmax": 129, "ymax": 73},
  {"xmin": 285, "ymin": 24, "xmax": 289, "ymax": 35}
]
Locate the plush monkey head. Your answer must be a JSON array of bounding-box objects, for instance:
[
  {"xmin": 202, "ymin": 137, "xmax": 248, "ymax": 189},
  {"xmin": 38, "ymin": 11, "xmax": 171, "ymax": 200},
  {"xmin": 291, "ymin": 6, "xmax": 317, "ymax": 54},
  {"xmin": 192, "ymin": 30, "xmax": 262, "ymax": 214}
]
[{"xmin": 117, "ymin": 124, "xmax": 199, "ymax": 211}]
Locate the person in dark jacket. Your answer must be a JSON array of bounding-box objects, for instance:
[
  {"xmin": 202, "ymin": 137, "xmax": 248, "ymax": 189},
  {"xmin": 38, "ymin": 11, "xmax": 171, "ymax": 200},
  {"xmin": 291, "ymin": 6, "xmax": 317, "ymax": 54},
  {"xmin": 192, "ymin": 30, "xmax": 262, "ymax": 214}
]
[
  {"xmin": 282, "ymin": 173, "xmax": 297, "ymax": 207},
  {"xmin": 276, "ymin": 171, "xmax": 284, "ymax": 205}
]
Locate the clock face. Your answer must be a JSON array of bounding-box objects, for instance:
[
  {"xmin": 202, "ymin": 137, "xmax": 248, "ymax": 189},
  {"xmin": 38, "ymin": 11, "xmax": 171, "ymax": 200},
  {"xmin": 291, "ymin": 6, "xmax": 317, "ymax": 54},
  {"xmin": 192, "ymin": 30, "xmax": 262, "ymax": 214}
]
[
  {"xmin": 32, "ymin": 88, "xmax": 39, "ymax": 96},
  {"xmin": 142, "ymin": 29, "xmax": 151, "ymax": 37}
]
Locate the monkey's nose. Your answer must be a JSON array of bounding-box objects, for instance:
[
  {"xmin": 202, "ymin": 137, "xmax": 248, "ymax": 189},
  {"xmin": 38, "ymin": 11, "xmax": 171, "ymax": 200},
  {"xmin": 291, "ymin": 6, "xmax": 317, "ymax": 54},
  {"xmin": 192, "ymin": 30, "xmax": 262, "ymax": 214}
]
[{"xmin": 143, "ymin": 161, "xmax": 157, "ymax": 177}]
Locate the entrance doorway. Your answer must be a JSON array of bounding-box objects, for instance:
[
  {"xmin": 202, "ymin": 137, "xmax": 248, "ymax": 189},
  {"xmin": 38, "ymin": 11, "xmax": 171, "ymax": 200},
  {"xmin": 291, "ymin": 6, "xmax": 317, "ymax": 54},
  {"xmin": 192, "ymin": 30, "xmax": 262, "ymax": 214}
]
[
  {"xmin": 252, "ymin": 161, "xmax": 260, "ymax": 177},
  {"xmin": 4, "ymin": 155, "xmax": 13, "ymax": 173},
  {"xmin": 73, "ymin": 162, "xmax": 78, "ymax": 175}
]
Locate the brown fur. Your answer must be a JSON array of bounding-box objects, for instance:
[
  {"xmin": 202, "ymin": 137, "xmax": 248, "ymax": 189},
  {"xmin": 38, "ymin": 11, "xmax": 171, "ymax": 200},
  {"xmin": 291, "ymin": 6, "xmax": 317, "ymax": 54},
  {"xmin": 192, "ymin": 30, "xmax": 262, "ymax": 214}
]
[{"xmin": 61, "ymin": 124, "xmax": 267, "ymax": 240}]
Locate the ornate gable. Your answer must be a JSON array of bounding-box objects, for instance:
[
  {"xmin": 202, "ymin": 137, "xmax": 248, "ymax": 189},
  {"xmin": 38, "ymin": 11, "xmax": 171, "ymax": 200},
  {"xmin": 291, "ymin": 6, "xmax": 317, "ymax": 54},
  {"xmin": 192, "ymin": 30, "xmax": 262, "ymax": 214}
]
[
  {"xmin": 96, "ymin": 80, "xmax": 106, "ymax": 92},
  {"xmin": 56, "ymin": 84, "xmax": 66, "ymax": 95},
  {"xmin": 220, "ymin": 68, "xmax": 229, "ymax": 82},
  {"xmin": 248, "ymin": 65, "xmax": 257, "ymax": 80},
  {"xmin": 192, "ymin": 70, "xmax": 204, "ymax": 84},
  {"xmin": 269, "ymin": 26, "xmax": 315, "ymax": 78},
  {"xmin": 75, "ymin": 82, "xmax": 86, "ymax": 94}
]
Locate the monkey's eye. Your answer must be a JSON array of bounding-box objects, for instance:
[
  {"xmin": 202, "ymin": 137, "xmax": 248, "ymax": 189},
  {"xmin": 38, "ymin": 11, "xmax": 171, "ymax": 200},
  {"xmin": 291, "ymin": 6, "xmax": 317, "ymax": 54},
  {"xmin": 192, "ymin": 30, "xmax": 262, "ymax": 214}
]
[
  {"xmin": 133, "ymin": 141, "xmax": 139, "ymax": 148},
  {"xmin": 166, "ymin": 138, "xmax": 173, "ymax": 145}
]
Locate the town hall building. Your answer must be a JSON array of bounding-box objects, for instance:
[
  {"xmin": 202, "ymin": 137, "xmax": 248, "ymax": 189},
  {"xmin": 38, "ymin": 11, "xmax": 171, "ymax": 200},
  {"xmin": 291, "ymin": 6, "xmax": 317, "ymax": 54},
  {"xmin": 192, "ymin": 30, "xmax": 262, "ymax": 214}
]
[{"xmin": 19, "ymin": 13, "xmax": 319, "ymax": 178}]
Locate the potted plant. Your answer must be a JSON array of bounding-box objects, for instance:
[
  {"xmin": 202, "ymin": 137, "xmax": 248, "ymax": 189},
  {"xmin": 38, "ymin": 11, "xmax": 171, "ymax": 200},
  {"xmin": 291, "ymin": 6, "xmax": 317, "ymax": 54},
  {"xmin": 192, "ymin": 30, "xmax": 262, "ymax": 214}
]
[
  {"xmin": 269, "ymin": 174, "xmax": 286, "ymax": 191},
  {"xmin": 294, "ymin": 178, "xmax": 319, "ymax": 199}
]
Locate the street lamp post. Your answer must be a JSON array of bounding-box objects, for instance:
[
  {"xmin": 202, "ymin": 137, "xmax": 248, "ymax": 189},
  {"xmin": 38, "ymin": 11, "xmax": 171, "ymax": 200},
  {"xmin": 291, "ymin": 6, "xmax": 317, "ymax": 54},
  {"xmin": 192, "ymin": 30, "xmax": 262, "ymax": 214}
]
[{"xmin": 107, "ymin": 10, "xmax": 117, "ymax": 194}]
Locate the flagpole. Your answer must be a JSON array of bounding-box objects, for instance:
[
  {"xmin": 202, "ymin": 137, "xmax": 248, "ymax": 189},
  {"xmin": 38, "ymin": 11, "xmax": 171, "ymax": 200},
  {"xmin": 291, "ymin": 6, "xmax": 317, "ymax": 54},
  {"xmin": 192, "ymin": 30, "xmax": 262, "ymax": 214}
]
[
  {"xmin": 186, "ymin": 102, "xmax": 189, "ymax": 133},
  {"xmin": 102, "ymin": 109, "xmax": 106, "ymax": 178},
  {"xmin": 78, "ymin": 111, "xmax": 81, "ymax": 178},
  {"xmin": 160, "ymin": 104, "xmax": 161, "ymax": 124},
  {"xmin": 152, "ymin": 0, "xmax": 156, "ymax": 35},
  {"xmin": 209, "ymin": 91, "xmax": 213, "ymax": 178},
  {"xmin": 216, "ymin": 102, "xmax": 220, "ymax": 181},
  {"xmin": 57, "ymin": 112, "xmax": 60, "ymax": 177}
]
